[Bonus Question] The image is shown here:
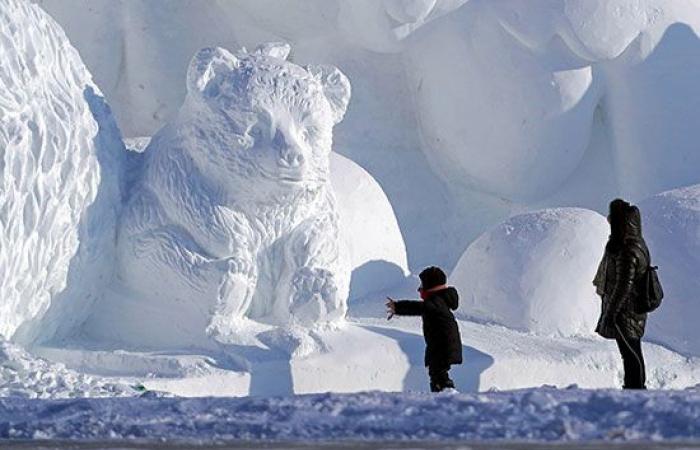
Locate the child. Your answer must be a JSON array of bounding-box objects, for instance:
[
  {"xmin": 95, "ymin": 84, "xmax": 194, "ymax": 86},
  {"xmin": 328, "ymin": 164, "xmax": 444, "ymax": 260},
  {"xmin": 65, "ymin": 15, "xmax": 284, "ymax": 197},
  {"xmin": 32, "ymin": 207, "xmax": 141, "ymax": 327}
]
[{"xmin": 386, "ymin": 266, "xmax": 463, "ymax": 392}]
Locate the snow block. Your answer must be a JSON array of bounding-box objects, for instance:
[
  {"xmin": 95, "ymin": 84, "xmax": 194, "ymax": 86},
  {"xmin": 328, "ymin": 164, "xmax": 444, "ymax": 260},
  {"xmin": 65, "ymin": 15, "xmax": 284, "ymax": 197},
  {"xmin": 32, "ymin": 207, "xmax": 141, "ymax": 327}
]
[
  {"xmin": 640, "ymin": 185, "xmax": 700, "ymax": 356},
  {"xmin": 0, "ymin": 0, "xmax": 124, "ymax": 345},
  {"xmin": 91, "ymin": 44, "xmax": 352, "ymax": 349},
  {"xmin": 451, "ymin": 208, "xmax": 607, "ymax": 336}
]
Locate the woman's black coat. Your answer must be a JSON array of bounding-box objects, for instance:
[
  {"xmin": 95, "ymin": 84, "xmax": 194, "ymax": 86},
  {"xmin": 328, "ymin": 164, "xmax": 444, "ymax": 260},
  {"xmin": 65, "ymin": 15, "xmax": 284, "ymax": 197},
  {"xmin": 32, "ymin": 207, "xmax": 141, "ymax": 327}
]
[
  {"xmin": 394, "ymin": 287, "xmax": 463, "ymax": 367},
  {"xmin": 593, "ymin": 206, "xmax": 649, "ymax": 340}
]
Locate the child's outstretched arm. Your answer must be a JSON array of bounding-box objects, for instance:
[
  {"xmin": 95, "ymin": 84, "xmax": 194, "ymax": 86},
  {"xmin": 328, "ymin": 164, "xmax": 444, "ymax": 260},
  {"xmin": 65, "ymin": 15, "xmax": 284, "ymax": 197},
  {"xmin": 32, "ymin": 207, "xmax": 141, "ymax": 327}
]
[{"xmin": 386, "ymin": 296, "xmax": 423, "ymax": 319}]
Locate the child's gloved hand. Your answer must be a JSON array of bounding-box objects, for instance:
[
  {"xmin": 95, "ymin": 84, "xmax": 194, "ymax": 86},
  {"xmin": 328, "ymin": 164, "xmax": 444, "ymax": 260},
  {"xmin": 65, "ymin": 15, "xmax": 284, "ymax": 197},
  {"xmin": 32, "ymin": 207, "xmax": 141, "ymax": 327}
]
[{"xmin": 386, "ymin": 297, "xmax": 396, "ymax": 320}]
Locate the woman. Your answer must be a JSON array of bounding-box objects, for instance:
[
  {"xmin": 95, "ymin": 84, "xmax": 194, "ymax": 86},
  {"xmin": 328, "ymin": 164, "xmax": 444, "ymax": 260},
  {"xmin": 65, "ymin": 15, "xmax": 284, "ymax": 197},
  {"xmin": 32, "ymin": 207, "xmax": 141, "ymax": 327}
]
[{"xmin": 593, "ymin": 198, "xmax": 650, "ymax": 389}]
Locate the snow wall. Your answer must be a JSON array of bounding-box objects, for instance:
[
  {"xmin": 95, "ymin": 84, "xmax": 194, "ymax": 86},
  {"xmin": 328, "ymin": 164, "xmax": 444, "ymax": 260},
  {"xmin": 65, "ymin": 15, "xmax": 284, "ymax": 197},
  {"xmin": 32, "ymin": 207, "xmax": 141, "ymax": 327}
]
[
  {"xmin": 0, "ymin": 0, "xmax": 124, "ymax": 345},
  {"xmin": 33, "ymin": 0, "xmax": 700, "ymax": 274}
]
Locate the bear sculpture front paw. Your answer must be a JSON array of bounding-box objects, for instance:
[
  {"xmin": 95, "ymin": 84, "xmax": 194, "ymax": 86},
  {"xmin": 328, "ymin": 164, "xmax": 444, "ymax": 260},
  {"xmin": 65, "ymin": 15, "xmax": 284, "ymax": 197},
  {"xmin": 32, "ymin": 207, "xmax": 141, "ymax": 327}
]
[{"xmin": 290, "ymin": 267, "xmax": 342, "ymax": 324}]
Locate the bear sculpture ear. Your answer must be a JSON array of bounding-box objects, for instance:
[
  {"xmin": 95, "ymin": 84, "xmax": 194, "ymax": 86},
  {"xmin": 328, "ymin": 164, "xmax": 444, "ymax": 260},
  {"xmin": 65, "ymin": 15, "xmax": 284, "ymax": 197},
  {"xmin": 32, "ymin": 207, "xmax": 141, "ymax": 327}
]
[
  {"xmin": 187, "ymin": 47, "xmax": 239, "ymax": 95},
  {"xmin": 253, "ymin": 42, "xmax": 291, "ymax": 60},
  {"xmin": 306, "ymin": 65, "xmax": 351, "ymax": 124}
]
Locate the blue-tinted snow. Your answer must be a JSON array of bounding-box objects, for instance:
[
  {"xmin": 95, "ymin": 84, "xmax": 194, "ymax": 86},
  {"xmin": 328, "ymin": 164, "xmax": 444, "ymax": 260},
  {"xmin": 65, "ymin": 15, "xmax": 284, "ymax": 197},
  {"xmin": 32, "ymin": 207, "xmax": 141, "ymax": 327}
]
[{"xmin": 0, "ymin": 388, "xmax": 698, "ymax": 443}]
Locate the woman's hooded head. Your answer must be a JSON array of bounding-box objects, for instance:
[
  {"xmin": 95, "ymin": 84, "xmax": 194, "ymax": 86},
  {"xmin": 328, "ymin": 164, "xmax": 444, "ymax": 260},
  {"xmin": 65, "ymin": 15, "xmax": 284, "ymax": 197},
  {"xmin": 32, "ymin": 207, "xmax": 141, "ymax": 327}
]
[{"xmin": 607, "ymin": 198, "xmax": 643, "ymax": 252}]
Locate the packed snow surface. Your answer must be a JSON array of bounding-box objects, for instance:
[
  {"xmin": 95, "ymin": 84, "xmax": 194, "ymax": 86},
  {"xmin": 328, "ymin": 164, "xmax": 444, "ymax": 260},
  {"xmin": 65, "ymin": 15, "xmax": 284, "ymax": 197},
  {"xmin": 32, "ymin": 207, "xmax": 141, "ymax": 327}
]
[
  {"xmin": 451, "ymin": 208, "xmax": 608, "ymax": 336},
  {"xmin": 1, "ymin": 388, "xmax": 699, "ymax": 442},
  {"xmin": 0, "ymin": 0, "xmax": 123, "ymax": 345},
  {"xmin": 27, "ymin": 317, "xmax": 700, "ymax": 398}
]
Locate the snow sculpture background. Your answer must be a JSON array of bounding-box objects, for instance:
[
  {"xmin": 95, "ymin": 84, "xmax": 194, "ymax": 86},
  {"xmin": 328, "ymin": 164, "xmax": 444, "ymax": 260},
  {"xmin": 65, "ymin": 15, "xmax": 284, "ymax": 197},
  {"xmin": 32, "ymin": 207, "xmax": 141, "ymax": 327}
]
[
  {"xmin": 88, "ymin": 44, "xmax": 351, "ymax": 349},
  {"xmin": 0, "ymin": 0, "xmax": 123, "ymax": 345},
  {"xmin": 35, "ymin": 0, "xmax": 700, "ymax": 277},
  {"xmin": 408, "ymin": 0, "xmax": 700, "ymax": 208}
]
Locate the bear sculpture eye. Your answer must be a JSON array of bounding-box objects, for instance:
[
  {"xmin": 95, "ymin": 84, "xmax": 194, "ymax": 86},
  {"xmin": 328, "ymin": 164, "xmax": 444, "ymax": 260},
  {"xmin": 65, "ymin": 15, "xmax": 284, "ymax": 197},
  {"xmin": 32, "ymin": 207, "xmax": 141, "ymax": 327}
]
[{"xmin": 249, "ymin": 124, "xmax": 266, "ymax": 142}]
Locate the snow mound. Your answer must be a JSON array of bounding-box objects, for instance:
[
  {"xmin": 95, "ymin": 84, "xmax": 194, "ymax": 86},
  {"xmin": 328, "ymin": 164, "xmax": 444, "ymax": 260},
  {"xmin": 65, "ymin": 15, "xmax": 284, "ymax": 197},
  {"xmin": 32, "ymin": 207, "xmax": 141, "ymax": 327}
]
[
  {"xmin": 452, "ymin": 208, "xmax": 607, "ymax": 336},
  {"xmin": 1, "ymin": 388, "xmax": 699, "ymax": 442},
  {"xmin": 640, "ymin": 184, "xmax": 700, "ymax": 356},
  {"xmin": 330, "ymin": 153, "xmax": 409, "ymax": 300},
  {"xmin": 0, "ymin": 339, "xmax": 132, "ymax": 399},
  {"xmin": 0, "ymin": 0, "xmax": 123, "ymax": 345},
  {"xmin": 85, "ymin": 44, "xmax": 351, "ymax": 350}
]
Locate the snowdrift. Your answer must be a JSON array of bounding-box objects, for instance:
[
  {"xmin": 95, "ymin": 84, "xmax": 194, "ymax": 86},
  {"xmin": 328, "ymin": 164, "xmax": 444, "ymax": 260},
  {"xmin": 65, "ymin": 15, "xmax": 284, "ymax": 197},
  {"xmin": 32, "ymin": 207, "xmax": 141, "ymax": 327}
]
[
  {"xmin": 451, "ymin": 208, "xmax": 608, "ymax": 336},
  {"xmin": 0, "ymin": 0, "xmax": 123, "ymax": 345},
  {"xmin": 640, "ymin": 184, "xmax": 700, "ymax": 356}
]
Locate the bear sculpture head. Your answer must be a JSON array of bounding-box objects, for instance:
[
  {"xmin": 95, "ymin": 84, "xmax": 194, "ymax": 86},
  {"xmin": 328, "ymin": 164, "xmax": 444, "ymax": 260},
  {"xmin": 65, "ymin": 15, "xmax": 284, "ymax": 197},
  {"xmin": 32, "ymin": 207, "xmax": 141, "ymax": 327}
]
[{"xmin": 181, "ymin": 43, "xmax": 351, "ymax": 202}]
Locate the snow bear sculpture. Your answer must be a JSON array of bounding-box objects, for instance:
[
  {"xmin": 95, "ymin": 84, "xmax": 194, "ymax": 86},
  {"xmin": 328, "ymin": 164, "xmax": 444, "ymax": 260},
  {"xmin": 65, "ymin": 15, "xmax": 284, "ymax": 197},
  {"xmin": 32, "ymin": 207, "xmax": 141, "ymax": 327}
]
[{"xmin": 106, "ymin": 44, "xmax": 351, "ymax": 349}]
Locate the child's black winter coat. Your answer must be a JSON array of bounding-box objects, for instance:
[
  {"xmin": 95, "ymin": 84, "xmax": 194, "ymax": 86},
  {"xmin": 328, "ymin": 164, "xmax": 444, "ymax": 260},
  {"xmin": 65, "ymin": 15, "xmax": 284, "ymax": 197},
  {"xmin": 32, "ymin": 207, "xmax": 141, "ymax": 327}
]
[{"xmin": 394, "ymin": 287, "xmax": 463, "ymax": 367}]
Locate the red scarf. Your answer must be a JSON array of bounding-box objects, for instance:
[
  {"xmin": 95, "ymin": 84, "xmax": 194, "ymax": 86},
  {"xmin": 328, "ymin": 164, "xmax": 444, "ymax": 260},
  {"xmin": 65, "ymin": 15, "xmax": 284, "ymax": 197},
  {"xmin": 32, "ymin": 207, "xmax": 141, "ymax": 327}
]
[{"xmin": 419, "ymin": 284, "xmax": 448, "ymax": 300}]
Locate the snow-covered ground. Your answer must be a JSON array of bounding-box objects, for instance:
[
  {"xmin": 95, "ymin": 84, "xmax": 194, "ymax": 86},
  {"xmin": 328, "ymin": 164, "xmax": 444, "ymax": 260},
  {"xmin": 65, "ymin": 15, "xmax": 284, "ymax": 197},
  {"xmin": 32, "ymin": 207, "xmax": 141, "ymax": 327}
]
[
  {"xmin": 12, "ymin": 312, "xmax": 700, "ymax": 398},
  {"xmin": 1, "ymin": 388, "xmax": 699, "ymax": 442}
]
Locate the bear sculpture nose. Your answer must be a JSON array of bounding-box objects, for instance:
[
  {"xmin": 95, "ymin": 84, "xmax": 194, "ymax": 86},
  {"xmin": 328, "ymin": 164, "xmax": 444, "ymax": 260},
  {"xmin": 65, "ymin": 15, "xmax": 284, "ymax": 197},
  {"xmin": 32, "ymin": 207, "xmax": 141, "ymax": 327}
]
[
  {"xmin": 274, "ymin": 129, "xmax": 306, "ymax": 168},
  {"xmin": 281, "ymin": 151, "xmax": 305, "ymax": 168}
]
